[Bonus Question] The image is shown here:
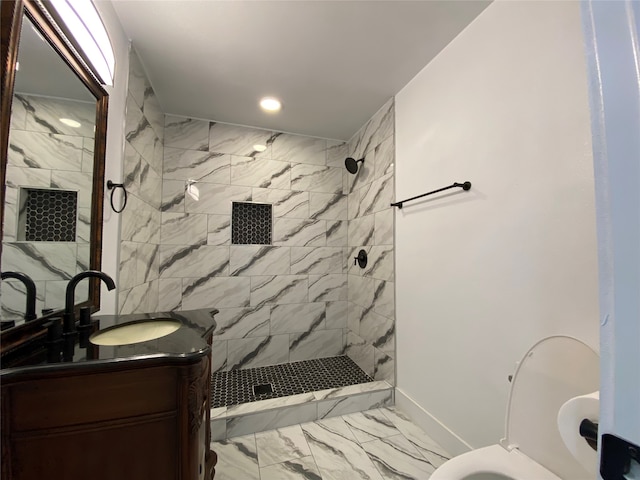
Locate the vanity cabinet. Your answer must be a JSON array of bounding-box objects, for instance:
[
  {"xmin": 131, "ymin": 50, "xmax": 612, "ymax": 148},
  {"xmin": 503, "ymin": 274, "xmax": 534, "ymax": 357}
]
[{"xmin": 1, "ymin": 353, "xmax": 213, "ymax": 479}]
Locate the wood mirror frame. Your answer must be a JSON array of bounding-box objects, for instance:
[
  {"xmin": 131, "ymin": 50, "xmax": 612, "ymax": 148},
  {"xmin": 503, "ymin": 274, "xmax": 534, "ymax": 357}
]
[{"xmin": 0, "ymin": 0, "xmax": 108, "ymax": 349}]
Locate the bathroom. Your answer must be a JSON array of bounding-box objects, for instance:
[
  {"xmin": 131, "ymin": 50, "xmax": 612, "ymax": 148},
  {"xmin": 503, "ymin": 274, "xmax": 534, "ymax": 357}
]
[{"xmin": 1, "ymin": 0, "xmax": 638, "ymax": 479}]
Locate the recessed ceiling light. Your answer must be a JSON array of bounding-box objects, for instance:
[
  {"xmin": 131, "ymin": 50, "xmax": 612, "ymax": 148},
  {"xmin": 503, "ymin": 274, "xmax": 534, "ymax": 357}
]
[
  {"xmin": 253, "ymin": 144, "xmax": 267, "ymax": 152},
  {"xmin": 259, "ymin": 97, "xmax": 282, "ymax": 113},
  {"xmin": 60, "ymin": 118, "xmax": 81, "ymax": 128}
]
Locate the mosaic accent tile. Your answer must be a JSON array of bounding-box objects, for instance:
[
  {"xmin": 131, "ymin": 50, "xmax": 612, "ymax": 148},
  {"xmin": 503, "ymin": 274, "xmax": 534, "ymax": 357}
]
[
  {"xmin": 232, "ymin": 202, "xmax": 272, "ymax": 245},
  {"xmin": 22, "ymin": 188, "xmax": 77, "ymax": 242},
  {"xmin": 211, "ymin": 356, "xmax": 372, "ymax": 408}
]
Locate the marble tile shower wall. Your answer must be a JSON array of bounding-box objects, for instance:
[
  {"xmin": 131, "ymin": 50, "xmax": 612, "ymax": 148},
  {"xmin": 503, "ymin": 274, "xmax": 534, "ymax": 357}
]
[
  {"xmin": 158, "ymin": 117, "xmax": 350, "ymax": 371},
  {"xmin": 117, "ymin": 49, "xmax": 164, "ymax": 314},
  {"xmin": 1, "ymin": 94, "xmax": 94, "ymax": 320},
  {"xmin": 344, "ymin": 99, "xmax": 395, "ymax": 384}
]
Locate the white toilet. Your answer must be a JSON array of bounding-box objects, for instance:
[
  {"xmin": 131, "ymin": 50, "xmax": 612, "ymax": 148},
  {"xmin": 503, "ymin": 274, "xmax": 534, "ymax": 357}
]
[{"xmin": 430, "ymin": 336, "xmax": 599, "ymax": 480}]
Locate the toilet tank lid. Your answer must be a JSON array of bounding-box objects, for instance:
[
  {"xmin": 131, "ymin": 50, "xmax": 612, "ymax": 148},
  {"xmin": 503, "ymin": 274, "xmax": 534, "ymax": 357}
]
[{"xmin": 504, "ymin": 335, "xmax": 599, "ymax": 479}]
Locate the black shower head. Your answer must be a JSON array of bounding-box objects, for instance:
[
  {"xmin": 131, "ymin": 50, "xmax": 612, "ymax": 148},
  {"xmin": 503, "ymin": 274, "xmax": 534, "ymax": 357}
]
[{"xmin": 345, "ymin": 157, "xmax": 364, "ymax": 174}]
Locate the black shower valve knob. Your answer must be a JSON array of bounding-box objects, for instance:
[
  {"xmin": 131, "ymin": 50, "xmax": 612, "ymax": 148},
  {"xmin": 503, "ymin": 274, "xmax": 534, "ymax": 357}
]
[{"xmin": 354, "ymin": 249, "xmax": 368, "ymax": 269}]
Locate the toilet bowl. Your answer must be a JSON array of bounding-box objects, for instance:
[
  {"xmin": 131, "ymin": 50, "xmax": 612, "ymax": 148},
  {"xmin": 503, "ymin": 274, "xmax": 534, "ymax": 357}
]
[{"xmin": 430, "ymin": 336, "xmax": 599, "ymax": 480}]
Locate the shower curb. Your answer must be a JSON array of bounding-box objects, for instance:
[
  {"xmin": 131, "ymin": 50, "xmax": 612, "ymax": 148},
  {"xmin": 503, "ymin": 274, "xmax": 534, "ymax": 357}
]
[{"xmin": 210, "ymin": 380, "xmax": 394, "ymax": 439}]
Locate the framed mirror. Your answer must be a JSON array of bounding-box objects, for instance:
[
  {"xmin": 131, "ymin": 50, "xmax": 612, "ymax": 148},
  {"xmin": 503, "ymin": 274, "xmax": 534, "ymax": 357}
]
[{"xmin": 0, "ymin": 0, "xmax": 108, "ymax": 332}]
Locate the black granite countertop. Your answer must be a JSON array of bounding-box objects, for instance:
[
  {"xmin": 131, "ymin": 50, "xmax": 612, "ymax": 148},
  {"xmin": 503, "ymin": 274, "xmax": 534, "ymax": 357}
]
[{"xmin": 0, "ymin": 309, "xmax": 218, "ymax": 376}]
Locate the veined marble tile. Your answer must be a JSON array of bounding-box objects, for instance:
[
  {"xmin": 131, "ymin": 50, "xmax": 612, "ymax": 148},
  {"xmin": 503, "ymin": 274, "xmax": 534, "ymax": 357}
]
[
  {"xmin": 76, "ymin": 244, "xmax": 91, "ymax": 273},
  {"xmin": 252, "ymin": 188, "xmax": 309, "ymax": 218},
  {"xmin": 346, "ymin": 332, "xmax": 375, "ymax": 378},
  {"xmin": 374, "ymin": 209, "xmax": 394, "ymax": 245},
  {"xmin": 210, "ymin": 418, "xmax": 227, "ymax": 442},
  {"xmin": 326, "ymin": 220, "xmax": 347, "ymax": 247},
  {"xmin": 313, "ymin": 381, "xmax": 391, "ymax": 401},
  {"xmin": 260, "ymin": 456, "xmax": 321, "ymax": 480},
  {"xmin": 82, "ymin": 137, "xmax": 94, "ymax": 173},
  {"xmin": 373, "ymin": 280, "xmax": 395, "ymax": 319},
  {"xmin": 50, "ymin": 171, "xmax": 92, "ymax": 208},
  {"xmin": 326, "ymin": 301, "xmax": 348, "ymax": 329},
  {"xmin": 226, "ymin": 393, "xmax": 316, "ymax": 417},
  {"xmin": 250, "ymin": 275, "xmax": 308, "ymax": 306},
  {"xmin": 271, "ymin": 132, "xmax": 326, "ymax": 165},
  {"xmin": 1, "ymin": 278, "xmax": 45, "ymax": 321},
  {"xmin": 373, "ymin": 135, "xmax": 394, "ymax": 180},
  {"xmin": 326, "ymin": 140, "xmax": 348, "ymax": 168},
  {"xmin": 380, "ymin": 407, "xmax": 450, "ymax": 468},
  {"xmin": 20, "ymin": 95, "xmax": 95, "ymax": 137},
  {"xmin": 138, "ymin": 159, "xmax": 163, "ymax": 210},
  {"xmin": 44, "ymin": 280, "xmax": 72, "ymax": 312},
  {"xmin": 159, "ymin": 243, "xmax": 229, "ymax": 278},
  {"xmin": 360, "ymin": 309, "xmax": 394, "ymax": 354},
  {"xmin": 210, "ymin": 406, "xmax": 228, "ymax": 420},
  {"xmin": 158, "ymin": 278, "xmax": 182, "ymax": 311},
  {"xmin": 182, "ymin": 276, "xmax": 250, "ymax": 310},
  {"xmin": 348, "ymin": 215, "xmax": 375, "ymax": 247},
  {"xmin": 212, "ymin": 305, "xmax": 270, "ymax": 340},
  {"xmin": 8, "ymin": 130, "xmax": 83, "ymax": 171},
  {"xmin": 270, "ymin": 302, "xmax": 325, "ymax": 334},
  {"xmin": 309, "ymin": 193, "xmax": 347, "ymax": 220},
  {"xmin": 10, "ymin": 94, "xmax": 27, "ymax": 130},
  {"xmin": 308, "ymin": 274, "xmax": 347, "ymax": 302},
  {"xmin": 4, "ymin": 165, "xmax": 51, "ymax": 189},
  {"xmin": 135, "ymin": 243, "xmax": 160, "ymax": 284},
  {"xmin": 348, "ymin": 275, "xmax": 375, "ymax": 307},
  {"xmin": 208, "ymin": 214, "xmax": 231, "ymax": 245},
  {"xmin": 2, "ymin": 242, "xmax": 76, "ymax": 281},
  {"xmin": 343, "ymin": 408, "xmax": 401, "ymax": 444},
  {"xmin": 302, "ymin": 417, "xmax": 383, "ymax": 480},
  {"xmin": 227, "ymin": 402, "xmax": 317, "ymax": 438},
  {"xmin": 125, "ymin": 95, "xmax": 157, "ymax": 162},
  {"xmin": 255, "ymin": 424, "xmax": 312, "ymax": 467},
  {"xmin": 360, "ymin": 173, "xmax": 394, "ymax": 217},
  {"xmin": 161, "ymin": 179, "xmax": 185, "ymax": 212},
  {"xmin": 119, "ymin": 241, "xmax": 137, "ymax": 291},
  {"xmin": 350, "ymin": 98, "xmax": 394, "ymax": 161},
  {"xmin": 318, "ymin": 389, "xmax": 392, "ymax": 420},
  {"xmin": 210, "ymin": 435, "xmax": 260, "ymax": 480},
  {"xmin": 291, "ymin": 164, "xmax": 342, "ymax": 194},
  {"xmin": 363, "ymin": 434, "xmax": 436, "ymax": 480},
  {"xmin": 363, "ymin": 245, "xmax": 394, "ymax": 282},
  {"xmin": 374, "ymin": 350, "xmax": 395, "ymax": 384},
  {"xmin": 118, "ymin": 281, "xmax": 159, "ymax": 315},
  {"xmin": 230, "ymin": 246, "xmax": 290, "ymax": 276},
  {"xmin": 211, "ymin": 340, "xmax": 228, "ymax": 372},
  {"xmin": 163, "ymin": 147, "xmax": 231, "ymax": 185},
  {"xmin": 127, "ymin": 49, "xmax": 146, "ymax": 110},
  {"xmin": 274, "ymin": 218, "xmax": 326, "ymax": 247},
  {"xmin": 185, "ymin": 183, "xmax": 252, "ymax": 215},
  {"xmin": 160, "ymin": 212, "xmax": 208, "ymax": 245},
  {"xmin": 291, "ymin": 247, "xmax": 343, "ymax": 275},
  {"xmin": 142, "ymin": 88, "xmax": 164, "ymax": 145},
  {"xmin": 164, "ymin": 115, "xmax": 209, "ymax": 151},
  {"xmin": 230, "ymin": 155, "xmax": 291, "ymax": 190},
  {"xmin": 348, "ymin": 187, "xmax": 362, "ymax": 220},
  {"xmin": 121, "ymin": 199, "xmax": 158, "ymax": 244},
  {"xmin": 209, "ymin": 122, "xmax": 273, "ymax": 157},
  {"xmin": 290, "ymin": 329, "xmax": 344, "ymax": 362},
  {"xmin": 227, "ymin": 334, "xmax": 290, "ymax": 370},
  {"xmin": 123, "ymin": 142, "xmax": 142, "ymax": 196},
  {"xmin": 348, "ymin": 302, "xmax": 364, "ymax": 335}
]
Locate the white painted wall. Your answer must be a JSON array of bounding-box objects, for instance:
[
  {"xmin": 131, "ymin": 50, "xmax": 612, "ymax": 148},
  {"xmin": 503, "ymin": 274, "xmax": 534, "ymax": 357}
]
[
  {"xmin": 93, "ymin": 1, "xmax": 130, "ymax": 314},
  {"xmin": 395, "ymin": 1, "xmax": 600, "ymax": 450}
]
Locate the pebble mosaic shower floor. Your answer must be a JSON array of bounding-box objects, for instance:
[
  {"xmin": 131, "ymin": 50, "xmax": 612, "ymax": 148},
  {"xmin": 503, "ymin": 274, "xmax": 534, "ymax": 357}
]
[{"xmin": 211, "ymin": 356, "xmax": 373, "ymax": 408}]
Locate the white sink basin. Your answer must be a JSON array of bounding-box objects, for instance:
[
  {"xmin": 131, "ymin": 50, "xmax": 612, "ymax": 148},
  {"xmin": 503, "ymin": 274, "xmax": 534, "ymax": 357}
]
[{"xmin": 90, "ymin": 319, "xmax": 181, "ymax": 346}]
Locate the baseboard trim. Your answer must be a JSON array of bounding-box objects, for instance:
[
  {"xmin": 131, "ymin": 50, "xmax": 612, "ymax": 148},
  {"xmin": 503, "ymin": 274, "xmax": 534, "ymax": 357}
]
[{"xmin": 394, "ymin": 387, "xmax": 473, "ymax": 456}]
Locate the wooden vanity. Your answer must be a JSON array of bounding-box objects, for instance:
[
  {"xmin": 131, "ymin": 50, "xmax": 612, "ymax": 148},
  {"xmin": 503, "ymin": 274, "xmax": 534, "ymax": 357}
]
[{"xmin": 1, "ymin": 309, "xmax": 219, "ymax": 480}]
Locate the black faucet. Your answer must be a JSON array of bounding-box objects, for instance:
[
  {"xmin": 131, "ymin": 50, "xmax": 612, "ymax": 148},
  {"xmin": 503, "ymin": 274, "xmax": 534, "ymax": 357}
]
[
  {"xmin": 64, "ymin": 270, "xmax": 116, "ymax": 333},
  {"xmin": 1, "ymin": 271, "xmax": 38, "ymax": 321}
]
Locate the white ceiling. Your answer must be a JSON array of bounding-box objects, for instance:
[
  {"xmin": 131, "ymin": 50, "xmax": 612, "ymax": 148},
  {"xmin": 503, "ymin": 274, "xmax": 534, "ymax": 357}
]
[{"xmin": 110, "ymin": 0, "xmax": 491, "ymax": 141}]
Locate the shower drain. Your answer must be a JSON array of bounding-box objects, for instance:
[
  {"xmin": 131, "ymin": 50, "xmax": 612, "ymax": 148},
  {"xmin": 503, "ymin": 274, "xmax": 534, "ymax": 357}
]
[{"xmin": 252, "ymin": 383, "xmax": 274, "ymax": 395}]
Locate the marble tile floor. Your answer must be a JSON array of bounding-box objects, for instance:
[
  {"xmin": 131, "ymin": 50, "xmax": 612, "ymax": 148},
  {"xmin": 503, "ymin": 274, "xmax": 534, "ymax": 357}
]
[{"xmin": 211, "ymin": 406, "xmax": 450, "ymax": 480}]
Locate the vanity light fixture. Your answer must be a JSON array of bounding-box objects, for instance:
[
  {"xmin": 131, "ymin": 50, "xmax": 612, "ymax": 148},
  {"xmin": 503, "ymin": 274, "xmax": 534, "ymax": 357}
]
[
  {"xmin": 48, "ymin": 0, "xmax": 115, "ymax": 85},
  {"xmin": 259, "ymin": 97, "xmax": 282, "ymax": 113},
  {"xmin": 60, "ymin": 118, "xmax": 81, "ymax": 128}
]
